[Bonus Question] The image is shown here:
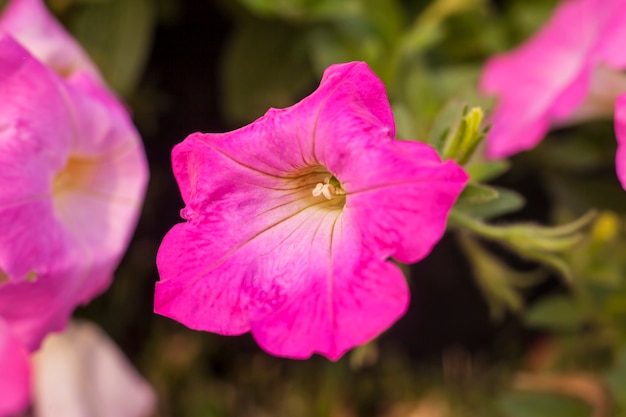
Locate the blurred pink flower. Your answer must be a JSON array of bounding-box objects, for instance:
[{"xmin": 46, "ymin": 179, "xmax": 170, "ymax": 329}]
[
  {"xmin": 0, "ymin": 318, "xmax": 30, "ymax": 417},
  {"xmin": 480, "ymin": 0, "xmax": 626, "ymax": 159},
  {"xmin": 32, "ymin": 321, "xmax": 155, "ymax": 417},
  {"xmin": 0, "ymin": 34, "xmax": 148, "ymax": 351},
  {"xmin": 0, "ymin": 0, "xmax": 102, "ymax": 81},
  {"xmin": 155, "ymin": 62, "xmax": 467, "ymax": 360}
]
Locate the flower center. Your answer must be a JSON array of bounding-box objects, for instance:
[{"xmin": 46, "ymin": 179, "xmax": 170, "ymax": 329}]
[
  {"xmin": 272, "ymin": 166, "xmax": 347, "ymax": 215},
  {"xmin": 312, "ymin": 176, "xmax": 346, "ymax": 201},
  {"xmin": 52, "ymin": 156, "xmax": 97, "ymax": 197}
]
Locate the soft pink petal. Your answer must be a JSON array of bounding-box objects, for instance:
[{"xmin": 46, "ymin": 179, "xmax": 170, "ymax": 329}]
[
  {"xmin": 0, "ymin": 271, "xmax": 84, "ymax": 351},
  {"xmin": 594, "ymin": 0, "xmax": 626, "ymax": 68},
  {"xmin": 250, "ymin": 217, "xmax": 410, "ymax": 360},
  {"xmin": 320, "ymin": 62, "xmax": 396, "ymax": 136},
  {"xmin": 565, "ymin": 65, "xmax": 626, "ymax": 124},
  {"xmin": 156, "ymin": 62, "xmax": 467, "ymax": 359},
  {"xmin": 33, "ymin": 321, "xmax": 155, "ymax": 417},
  {"xmin": 483, "ymin": 108, "xmax": 552, "ymax": 159},
  {"xmin": 0, "ymin": 198, "xmax": 76, "ymax": 286},
  {"xmin": 480, "ymin": 0, "xmax": 600, "ymax": 157},
  {"xmin": 0, "ymin": 0, "xmax": 102, "ymax": 80},
  {"xmin": 615, "ymin": 94, "xmax": 626, "ymax": 189},
  {"xmin": 0, "ymin": 35, "xmax": 75, "ymax": 284},
  {"xmin": 341, "ymin": 141, "xmax": 467, "ymax": 263},
  {"xmin": 0, "ymin": 318, "xmax": 30, "ymax": 417},
  {"xmin": 56, "ymin": 73, "xmax": 148, "ymax": 302},
  {"xmin": 156, "ymin": 222, "xmax": 254, "ymax": 335}
]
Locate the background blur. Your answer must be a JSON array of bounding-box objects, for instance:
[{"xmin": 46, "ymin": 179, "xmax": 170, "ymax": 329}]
[{"xmin": 18, "ymin": 0, "xmax": 626, "ymax": 415}]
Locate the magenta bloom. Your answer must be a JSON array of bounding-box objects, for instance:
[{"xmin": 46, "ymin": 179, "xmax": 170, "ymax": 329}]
[
  {"xmin": 0, "ymin": 34, "xmax": 148, "ymax": 351},
  {"xmin": 156, "ymin": 62, "xmax": 467, "ymax": 360},
  {"xmin": 480, "ymin": 0, "xmax": 626, "ymax": 158},
  {"xmin": 0, "ymin": 318, "xmax": 30, "ymax": 417}
]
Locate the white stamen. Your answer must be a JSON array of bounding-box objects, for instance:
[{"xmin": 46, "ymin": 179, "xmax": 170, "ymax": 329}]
[
  {"xmin": 312, "ymin": 176, "xmax": 344, "ymax": 200},
  {"xmin": 312, "ymin": 183, "xmax": 325, "ymax": 197},
  {"xmin": 322, "ymin": 183, "xmax": 335, "ymax": 200}
]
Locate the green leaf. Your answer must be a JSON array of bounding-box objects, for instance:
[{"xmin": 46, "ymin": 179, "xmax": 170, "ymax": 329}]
[
  {"xmin": 466, "ymin": 160, "xmax": 511, "ymax": 182},
  {"xmin": 524, "ymin": 295, "xmax": 581, "ymax": 332},
  {"xmin": 441, "ymin": 106, "xmax": 486, "ymax": 164},
  {"xmin": 306, "ymin": 15, "xmax": 396, "ymax": 85},
  {"xmin": 220, "ymin": 19, "xmax": 314, "ymax": 123},
  {"xmin": 499, "ymin": 391, "xmax": 592, "ymax": 417},
  {"xmin": 523, "ymin": 211, "xmax": 596, "ymax": 238},
  {"xmin": 427, "ymin": 99, "xmax": 466, "ymax": 154},
  {"xmin": 400, "ymin": 0, "xmax": 483, "ymax": 57},
  {"xmin": 68, "ymin": 0, "xmax": 156, "ymax": 96},
  {"xmin": 605, "ymin": 347, "xmax": 626, "ymax": 412},
  {"xmin": 458, "ymin": 233, "xmax": 531, "ymax": 320},
  {"xmin": 456, "ymin": 183, "xmax": 499, "ymax": 205},
  {"xmin": 236, "ymin": 0, "xmax": 362, "ymax": 21},
  {"xmin": 391, "ymin": 102, "xmax": 417, "ymax": 140},
  {"xmin": 453, "ymin": 187, "xmax": 525, "ymax": 219}
]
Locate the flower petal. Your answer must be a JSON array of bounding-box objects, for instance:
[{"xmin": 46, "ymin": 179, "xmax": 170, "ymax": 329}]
[
  {"xmin": 594, "ymin": 0, "xmax": 626, "ymax": 68},
  {"xmin": 250, "ymin": 214, "xmax": 410, "ymax": 360},
  {"xmin": 0, "ymin": 318, "xmax": 30, "ymax": 417},
  {"xmin": 33, "ymin": 321, "xmax": 156, "ymax": 417},
  {"xmin": 56, "ymin": 72, "xmax": 148, "ymax": 301},
  {"xmin": 0, "ymin": 35, "xmax": 74, "ymax": 283},
  {"xmin": 0, "ymin": 0, "xmax": 102, "ymax": 80},
  {"xmin": 156, "ymin": 222, "xmax": 253, "ymax": 335},
  {"xmin": 479, "ymin": 0, "xmax": 598, "ymax": 158}
]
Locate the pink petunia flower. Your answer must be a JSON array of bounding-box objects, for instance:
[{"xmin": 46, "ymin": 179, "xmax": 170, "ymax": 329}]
[
  {"xmin": 0, "ymin": 34, "xmax": 148, "ymax": 351},
  {"xmin": 155, "ymin": 62, "xmax": 467, "ymax": 360},
  {"xmin": 480, "ymin": 0, "xmax": 626, "ymax": 159},
  {"xmin": 0, "ymin": 317, "xmax": 30, "ymax": 417}
]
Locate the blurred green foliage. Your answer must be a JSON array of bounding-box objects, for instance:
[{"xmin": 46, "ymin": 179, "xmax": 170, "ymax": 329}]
[
  {"xmin": 499, "ymin": 391, "xmax": 592, "ymax": 417},
  {"xmin": 66, "ymin": 0, "xmax": 156, "ymax": 96},
  {"xmin": 45, "ymin": 0, "xmax": 174, "ymax": 96}
]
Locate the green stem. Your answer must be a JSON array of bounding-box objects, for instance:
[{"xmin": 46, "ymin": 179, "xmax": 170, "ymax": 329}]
[{"xmin": 448, "ymin": 210, "xmax": 508, "ymax": 240}]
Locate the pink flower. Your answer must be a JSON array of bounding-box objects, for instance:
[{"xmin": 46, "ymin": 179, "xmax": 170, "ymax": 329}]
[
  {"xmin": 0, "ymin": 0, "xmax": 102, "ymax": 81},
  {"xmin": 0, "ymin": 318, "xmax": 30, "ymax": 417},
  {"xmin": 0, "ymin": 34, "xmax": 148, "ymax": 351},
  {"xmin": 480, "ymin": 0, "xmax": 626, "ymax": 159},
  {"xmin": 32, "ymin": 321, "xmax": 155, "ymax": 417},
  {"xmin": 155, "ymin": 62, "xmax": 467, "ymax": 360}
]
